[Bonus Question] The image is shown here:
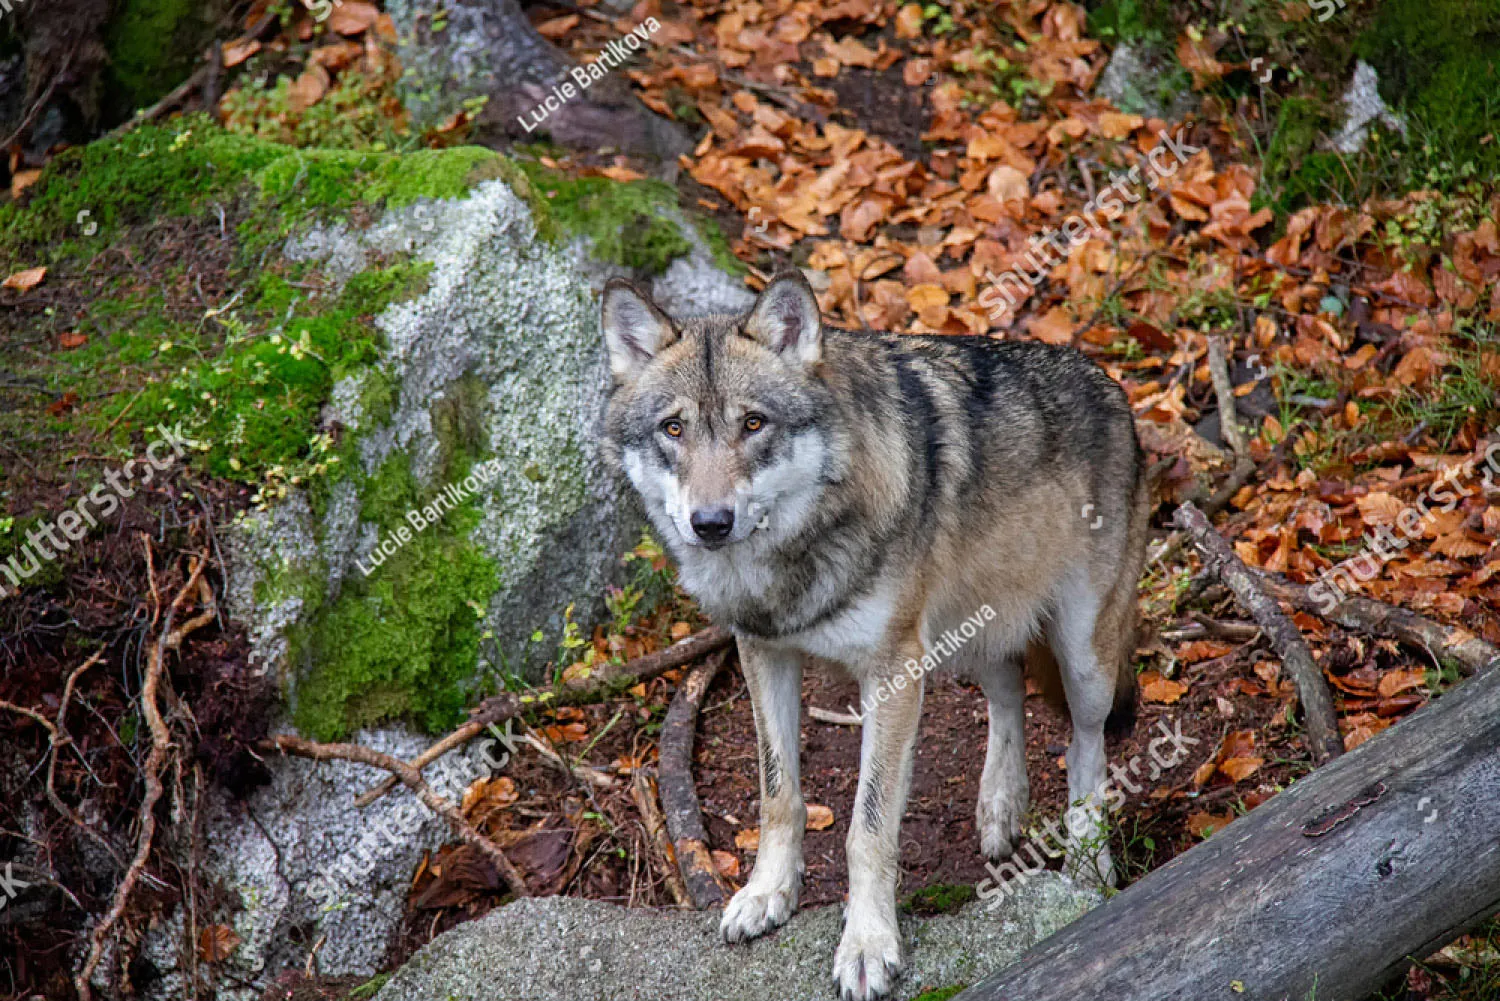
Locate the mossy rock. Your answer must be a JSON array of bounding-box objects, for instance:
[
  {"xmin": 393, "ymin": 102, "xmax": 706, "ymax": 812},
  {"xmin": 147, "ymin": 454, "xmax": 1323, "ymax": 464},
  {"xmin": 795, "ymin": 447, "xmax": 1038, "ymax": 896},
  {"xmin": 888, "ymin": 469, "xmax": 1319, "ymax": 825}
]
[{"xmin": 0, "ymin": 119, "xmax": 741, "ymax": 742}]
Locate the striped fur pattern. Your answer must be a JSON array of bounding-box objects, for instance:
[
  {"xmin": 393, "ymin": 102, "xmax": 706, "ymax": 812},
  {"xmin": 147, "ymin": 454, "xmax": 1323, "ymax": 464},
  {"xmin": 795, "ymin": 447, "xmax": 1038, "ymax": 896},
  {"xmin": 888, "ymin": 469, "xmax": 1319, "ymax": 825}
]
[{"xmin": 600, "ymin": 271, "xmax": 1148, "ymax": 1000}]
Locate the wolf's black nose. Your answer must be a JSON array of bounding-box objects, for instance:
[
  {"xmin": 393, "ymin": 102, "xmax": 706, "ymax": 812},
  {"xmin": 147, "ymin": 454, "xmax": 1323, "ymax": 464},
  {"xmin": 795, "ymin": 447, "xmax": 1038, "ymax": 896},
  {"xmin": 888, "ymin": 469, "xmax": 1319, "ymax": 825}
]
[{"xmin": 691, "ymin": 507, "xmax": 735, "ymax": 542}]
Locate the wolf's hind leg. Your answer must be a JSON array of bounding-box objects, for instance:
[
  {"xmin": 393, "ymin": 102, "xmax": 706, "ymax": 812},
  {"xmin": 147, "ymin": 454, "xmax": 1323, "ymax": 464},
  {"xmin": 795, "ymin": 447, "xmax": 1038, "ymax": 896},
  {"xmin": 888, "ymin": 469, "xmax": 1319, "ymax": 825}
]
[
  {"xmin": 975, "ymin": 656, "xmax": 1028, "ymax": 860},
  {"xmin": 721, "ymin": 638, "xmax": 805, "ymax": 944},
  {"xmin": 1047, "ymin": 571, "xmax": 1116, "ymax": 888}
]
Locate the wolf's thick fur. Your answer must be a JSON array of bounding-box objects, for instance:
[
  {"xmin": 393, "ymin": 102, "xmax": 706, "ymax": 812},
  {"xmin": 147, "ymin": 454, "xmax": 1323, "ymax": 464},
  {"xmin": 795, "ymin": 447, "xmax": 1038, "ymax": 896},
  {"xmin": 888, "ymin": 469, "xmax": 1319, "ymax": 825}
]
[{"xmin": 600, "ymin": 272, "xmax": 1148, "ymax": 1000}]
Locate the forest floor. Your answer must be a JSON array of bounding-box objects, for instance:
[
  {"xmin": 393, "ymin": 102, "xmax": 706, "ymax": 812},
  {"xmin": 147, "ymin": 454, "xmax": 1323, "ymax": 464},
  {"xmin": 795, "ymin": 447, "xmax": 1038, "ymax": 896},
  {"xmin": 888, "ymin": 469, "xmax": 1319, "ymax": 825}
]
[{"xmin": 2, "ymin": 0, "xmax": 1499, "ymax": 999}]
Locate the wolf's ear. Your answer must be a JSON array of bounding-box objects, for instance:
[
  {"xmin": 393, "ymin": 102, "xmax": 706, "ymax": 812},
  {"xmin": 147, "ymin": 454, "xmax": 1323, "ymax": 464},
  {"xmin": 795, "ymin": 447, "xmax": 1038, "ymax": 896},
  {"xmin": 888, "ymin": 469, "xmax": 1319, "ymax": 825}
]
[
  {"xmin": 601, "ymin": 279, "xmax": 677, "ymax": 383},
  {"xmin": 744, "ymin": 271, "xmax": 822, "ymax": 366}
]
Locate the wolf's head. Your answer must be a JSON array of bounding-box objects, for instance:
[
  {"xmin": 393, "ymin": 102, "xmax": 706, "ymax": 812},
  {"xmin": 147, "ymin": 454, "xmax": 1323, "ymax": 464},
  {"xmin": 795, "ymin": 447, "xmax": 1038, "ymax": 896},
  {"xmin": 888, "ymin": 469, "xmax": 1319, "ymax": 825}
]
[{"xmin": 600, "ymin": 272, "xmax": 842, "ymax": 556}]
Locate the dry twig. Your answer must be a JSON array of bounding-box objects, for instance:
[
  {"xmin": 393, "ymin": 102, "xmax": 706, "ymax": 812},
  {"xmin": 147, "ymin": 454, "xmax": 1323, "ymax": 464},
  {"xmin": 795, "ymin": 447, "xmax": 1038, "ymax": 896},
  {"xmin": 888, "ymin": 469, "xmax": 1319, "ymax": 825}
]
[
  {"xmin": 629, "ymin": 769, "xmax": 693, "ymax": 908},
  {"xmin": 263, "ymin": 734, "xmax": 531, "ymax": 899},
  {"xmin": 356, "ymin": 626, "xmax": 732, "ymax": 806},
  {"xmin": 1173, "ymin": 503, "xmax": 1343, "ymax": 764}
]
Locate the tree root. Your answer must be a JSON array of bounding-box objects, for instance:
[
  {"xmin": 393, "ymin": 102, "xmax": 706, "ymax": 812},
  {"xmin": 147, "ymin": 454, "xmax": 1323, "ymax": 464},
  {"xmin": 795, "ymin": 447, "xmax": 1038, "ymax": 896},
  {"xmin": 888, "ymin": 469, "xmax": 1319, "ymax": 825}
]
[{"xmin": 657, "ymin": 651, "xmax": 732, "ymax": 909}]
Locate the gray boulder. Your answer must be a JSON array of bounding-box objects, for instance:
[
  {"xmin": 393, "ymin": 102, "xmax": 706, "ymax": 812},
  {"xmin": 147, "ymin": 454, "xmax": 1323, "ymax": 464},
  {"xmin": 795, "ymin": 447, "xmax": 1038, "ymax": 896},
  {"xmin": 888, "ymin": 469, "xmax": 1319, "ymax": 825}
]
[{"xmin": 373, "ymin": 877, "xmax": 1099, "ymax": 1001}]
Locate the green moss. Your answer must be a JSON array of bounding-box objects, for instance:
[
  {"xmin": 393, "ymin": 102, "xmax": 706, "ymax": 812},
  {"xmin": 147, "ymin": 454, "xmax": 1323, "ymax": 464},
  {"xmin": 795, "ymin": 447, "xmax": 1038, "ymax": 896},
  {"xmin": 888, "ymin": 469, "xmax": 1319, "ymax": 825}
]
[
  {"xmin": 515, "ymin": 160, "xmax": 691, "ymax": 275},
  {"xmin": 693, "ymin": 214, "xmax": 747, "ymax": 277},
  {"xmin": 1357, "ymin": 0, "xmax": 1500, "ymax": 185},
  {"xmin": 103, "ymin": 0, "xmax": 214, "ymax": 120},
  {"xmin": 293, "ymin": 450, "xmax": 499, "ymax": 740},
  {"xmin": 114, "ymin": 260, "xmax": 428, "ymax": 483},
  {"xmin": 901, "ymin": 882, "xmax": 979, "ymax": 916},
  {"xmin": 911, "ymin": 986, "xmax": 967, "ymax": 1001}
]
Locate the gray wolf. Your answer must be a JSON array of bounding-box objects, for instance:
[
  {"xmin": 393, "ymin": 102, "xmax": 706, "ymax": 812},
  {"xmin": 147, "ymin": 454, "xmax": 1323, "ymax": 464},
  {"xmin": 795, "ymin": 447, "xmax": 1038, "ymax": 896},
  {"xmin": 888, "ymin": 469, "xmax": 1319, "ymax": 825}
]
[{"xmin": 599, "ymin": 271, "xmax": 1148, "ymax": 1000}]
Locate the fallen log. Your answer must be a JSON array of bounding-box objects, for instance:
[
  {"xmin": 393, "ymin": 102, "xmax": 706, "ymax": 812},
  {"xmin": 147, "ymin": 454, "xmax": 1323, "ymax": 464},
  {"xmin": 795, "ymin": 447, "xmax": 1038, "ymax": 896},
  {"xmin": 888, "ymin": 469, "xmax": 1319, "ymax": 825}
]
[
  {"xmin": 956, "ymin": 660, "xmax": 1500, "ymax": 1001},
  {"xmin": 1175, "ymin": 501, "xmax": 1344, "ymax": 763},
  {"xmin": 658, "ymin": 651, "xmax": 732, "ymax": 909}
]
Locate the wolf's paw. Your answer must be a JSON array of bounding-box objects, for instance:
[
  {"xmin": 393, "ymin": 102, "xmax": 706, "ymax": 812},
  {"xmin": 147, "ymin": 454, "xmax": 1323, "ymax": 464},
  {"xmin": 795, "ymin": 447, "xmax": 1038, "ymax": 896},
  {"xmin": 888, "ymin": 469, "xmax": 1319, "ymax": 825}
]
[
  {"xmin": 720, "ymin": 880, "xmax": 798, "ymax": 943},
  {"xmin": 832, "ymin": 918, "xmax": 903, "ymax": 1000},
  {"xmin": 976, "ymin": 791, "xmax": 1027, "ymax": 860}
]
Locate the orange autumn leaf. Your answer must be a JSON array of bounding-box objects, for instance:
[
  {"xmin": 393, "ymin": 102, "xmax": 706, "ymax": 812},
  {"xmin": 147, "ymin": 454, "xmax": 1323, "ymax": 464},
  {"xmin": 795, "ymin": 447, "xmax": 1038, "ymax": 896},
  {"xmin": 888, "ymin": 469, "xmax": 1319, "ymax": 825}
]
[
  {"xmin": 535, "ymin": 14, "xmax": 579, "ymax": 39},
  {"xmin": 1176, "ymin": 640, "xmax": 1235, "ymax": 663},
  {"xmin": 805, "ymin": 803, "xmax": 835, "ymax": 830},
  {"xmin": 712, "ymin": 850, "xmax": 741, "ymax": 879},
  {"xmin": 197, "ymin": 925, "xmax": 242, "ymax": 963},
  {"xmin": 1218, "ymin": 756, "xmax": 1263, "ymax": 783},
  {"xmin": 1187, "ymin": 811, "xmax": 1235, "ymax": 838},
  {"xmin": 734, "ymin": 827, "xmax": 760, "ymax": 851},
  {"xmin": 1140, "ymin": 670, "xmax": 1189, "ymax": 704},
  {"xmin": 1377, "ymin": 668, "xmax": 1428, "ymax": 699},
  {"xmin": 328, "ymin": 0, "xmax": 379, "ymax": 35},
  {"xmin": 58, "ymin": 331, "xmax": 88, "ymax": 350},
  {"xmin": 3, "ymin": 266, "xmax": 46, "ymax": 291},
  {"xmin": 221, "ymin": 37, "xmax": 262, "ymax": 68}
]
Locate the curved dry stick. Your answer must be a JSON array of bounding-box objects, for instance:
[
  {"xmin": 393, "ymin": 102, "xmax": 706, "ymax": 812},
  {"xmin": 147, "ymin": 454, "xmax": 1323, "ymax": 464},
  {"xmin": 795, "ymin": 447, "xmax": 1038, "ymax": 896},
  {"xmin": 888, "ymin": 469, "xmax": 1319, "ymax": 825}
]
[
  {"xmin": 264, "ymin": 734, "xmax": 530, "ymax": 900},
  {"xmin": 658, "ymin": 652, "xmax": 732, "ymax": 909},
  {"xmin": 1174, "ymin": 502, "xmax": 1343, "ymax": 764},
  {"xmin": 355, "ymin": 626, "xmax": 733, "ymax": 807},
  {"xmin": 629, "ymin": 769, "xmax": 692, "ymax": 908},
  {"xmin": 1252, "ymin": 573, "xmax": 1500, "ymax": 677}
]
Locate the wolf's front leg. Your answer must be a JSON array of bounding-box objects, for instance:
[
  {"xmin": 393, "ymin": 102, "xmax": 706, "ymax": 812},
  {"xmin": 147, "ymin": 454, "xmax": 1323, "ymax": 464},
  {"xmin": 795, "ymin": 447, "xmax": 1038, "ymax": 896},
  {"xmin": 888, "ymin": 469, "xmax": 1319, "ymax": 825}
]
[
  {"xmin": 721, "ymin": 637, "xmax": 806, "ymax": 944},
  {"xmin": 834, "ymin": 646, "xmax": 924, "ymax": 1001}
]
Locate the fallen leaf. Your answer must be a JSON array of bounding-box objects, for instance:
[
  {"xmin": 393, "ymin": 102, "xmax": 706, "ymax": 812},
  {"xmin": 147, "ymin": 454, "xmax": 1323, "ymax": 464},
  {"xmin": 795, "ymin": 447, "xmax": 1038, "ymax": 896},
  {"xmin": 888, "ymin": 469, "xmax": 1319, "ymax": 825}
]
[
  {"xmin": 328, "ymin": 0, "xmax": 379, "ymax": 35},
  {"xmin": 1218, "ymin": 756, "xmax": 1263, "ymax": 782},
  {"xmin": 3, "ymin": 266, "xmax": 46, "ymax": 291},
  {"xmin": 1140, "ymin": 670, "xmax": 1189, "ymax": 704},
  {"xmin": 221, "ymin": 37, "xmax": 262, "ymax": 68},
  {"xmin": 894, "ymin": 3, "xmax": 923, "ymax": 39},
  {"xmin": 712, "ymin": 850, "xmax": 741, "ymax": 878},
  {"xmin": 734, "ymin": 827, "xmax": 760, "ymax": 851},
  {"xmin": 58, "ymin": 331, "xmax": 88, "ymax": 349},
  {"xmin": 1377, "ymin": 667, "xmax": 1427, "ymax": 698},
  {"xmin": 197, "ymin": 925, "xmax": 242, "ymax": 963},
  {"xmin": 10, "ymin": 168, "xmax": 41, "ymax": 198},
  {"xmin": 1187, "ymin": 811, "xmax": 1235, "ymax": 838},
  {"xmin": 46, "ymin": 392, "xmax": 78, "ymax": 416},
  {"xmin": 535, "ymin": 14, "xmax": 579, "ymax": 40},
  {"xmin": 805, "ymin": 803, "xmax": 835, "ymax": 830}
]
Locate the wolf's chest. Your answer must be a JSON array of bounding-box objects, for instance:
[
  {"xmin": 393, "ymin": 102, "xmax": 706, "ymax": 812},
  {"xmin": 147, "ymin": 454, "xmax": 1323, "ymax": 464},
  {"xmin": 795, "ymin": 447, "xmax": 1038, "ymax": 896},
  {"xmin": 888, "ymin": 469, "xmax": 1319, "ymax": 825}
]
[{"xmin": 681, "ymin": 549, "xmax": 901, "ymax": 668}]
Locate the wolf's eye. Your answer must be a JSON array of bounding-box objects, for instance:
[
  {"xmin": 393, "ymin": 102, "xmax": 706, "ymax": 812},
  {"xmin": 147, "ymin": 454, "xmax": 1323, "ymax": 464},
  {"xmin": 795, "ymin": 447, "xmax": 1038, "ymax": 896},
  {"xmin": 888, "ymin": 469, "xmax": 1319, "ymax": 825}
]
[
  {"xmin": 661, "ymin": 419, "xmax": 683, "ymax": 438},
  {"xmin": 743, "ymin": 414, "xmax": 765, "ymax": 434}
]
